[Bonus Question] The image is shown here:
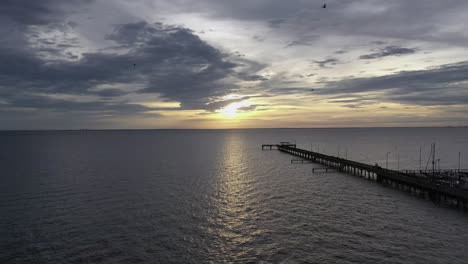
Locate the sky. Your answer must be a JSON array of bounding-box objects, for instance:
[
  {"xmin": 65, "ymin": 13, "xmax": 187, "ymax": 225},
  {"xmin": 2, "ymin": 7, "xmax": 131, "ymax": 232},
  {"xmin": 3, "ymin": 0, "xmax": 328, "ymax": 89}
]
[{"xmin": 1, "ymin": 0, "xmax": 468, "ymax": 129}]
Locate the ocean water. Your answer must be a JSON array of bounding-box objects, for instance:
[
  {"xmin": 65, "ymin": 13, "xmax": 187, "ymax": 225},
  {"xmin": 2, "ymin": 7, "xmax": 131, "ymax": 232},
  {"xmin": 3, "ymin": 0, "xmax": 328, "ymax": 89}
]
[{"xmin": 1, "ymin": 128, "xmax": 467, "ymax": 263}]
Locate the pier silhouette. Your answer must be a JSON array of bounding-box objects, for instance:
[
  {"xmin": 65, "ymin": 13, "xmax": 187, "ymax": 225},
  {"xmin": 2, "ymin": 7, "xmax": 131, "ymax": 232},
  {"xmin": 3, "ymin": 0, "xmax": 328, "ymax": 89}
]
[{"xmin": 263, "ymin": 143, "xmax": 468, "ymax": 209}]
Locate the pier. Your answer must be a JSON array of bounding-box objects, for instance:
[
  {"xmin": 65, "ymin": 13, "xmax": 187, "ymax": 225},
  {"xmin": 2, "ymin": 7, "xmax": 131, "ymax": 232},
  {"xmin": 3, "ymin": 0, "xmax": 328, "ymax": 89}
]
[
  {"xmin": 262, "ymin": 142, "xmax": 296, "ymax": 150},
  {"xmin": 263, "ymin": 143, "xmax": 468, "ymax": 209}
]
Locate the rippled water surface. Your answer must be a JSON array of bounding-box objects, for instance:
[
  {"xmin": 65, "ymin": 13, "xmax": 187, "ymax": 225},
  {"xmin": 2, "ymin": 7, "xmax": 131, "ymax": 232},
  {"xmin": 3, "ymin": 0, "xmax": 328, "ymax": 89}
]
[{"xmin": 1, "ymin": 128, "xmax": 468, "ymax": 263}]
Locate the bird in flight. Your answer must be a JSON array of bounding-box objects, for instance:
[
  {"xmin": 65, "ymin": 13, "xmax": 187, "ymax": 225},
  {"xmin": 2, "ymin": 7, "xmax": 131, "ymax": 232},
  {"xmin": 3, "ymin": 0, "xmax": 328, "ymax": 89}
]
[{"xmin": 323, "ymin": 3, "xmax": 327, "ymax": 8}]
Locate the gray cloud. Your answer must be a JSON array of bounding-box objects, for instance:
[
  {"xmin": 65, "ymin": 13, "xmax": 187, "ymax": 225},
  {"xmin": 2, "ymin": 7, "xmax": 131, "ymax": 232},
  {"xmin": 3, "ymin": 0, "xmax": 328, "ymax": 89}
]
[
  {"xmin": 5, "ymin": 94, "xmax": 155, "ymax": 114},
  {"xmin": 0, "ymin": 1, "xmax": 274, "ymax": 125},
  {"xmin": 236, "ymin": 73, "xmax": 269, "ymax": 81},
  {"xmin": 341, "ymin": 104, "xmax": 364, "ymax": 109},
  {"xmin": 370, "ymin": 41, "xmax": 387, "ymax": 45},
  {"xmin": 253, "ymin": 35, "xmax": 265, "ymax": 42},
  {"xmin": 316, "ymin": 61, "xmax": 468, "ymax": 106},
  {"xmin": 2, "ymin": 0, "xmax": 468, "ymax": 128},
  {"xmin": 359, "ymin": 45, "xmax": 418, "ymax": 60},
  {"xmin": 285, "ymin": 35, "xmax": 319, "ymax": 47},
  {"xmin": 158, "ymin": 0, "xmax": 468, "ymax": 46},
  {"xmin": 0, "ymin": 16, "xmax": 265, "ymax": 116},
  {"xmin": 286, "ymin": 73, "xmax": 315, "ymax": 79},
  {"xmin": 0, "ymin": 0, "xmax": 92, "ymax": 26},
  {"xmin": 311, "ymin": 58, "xmax": 340, "ymax": 68},
  {"xmin": 334, "ymin": 50, "xmax": 348, "ymax": 54},
  {"xmin": 267, "ymin": 87, "xmax": 315, "ymax": 94},
  {"xmin": 268, "ymin": 19, "xmax": 286, "ymax": 28},
  {"xmin": 237, "ymin": 104, "xmax": 269, "ymax": 112}
]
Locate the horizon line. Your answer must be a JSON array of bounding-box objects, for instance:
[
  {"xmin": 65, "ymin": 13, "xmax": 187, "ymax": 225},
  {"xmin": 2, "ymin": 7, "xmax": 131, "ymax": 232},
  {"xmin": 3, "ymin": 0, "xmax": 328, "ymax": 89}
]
[{"xmin": 1, "ymin": 125, "xmax": 467, "ymax": 132}]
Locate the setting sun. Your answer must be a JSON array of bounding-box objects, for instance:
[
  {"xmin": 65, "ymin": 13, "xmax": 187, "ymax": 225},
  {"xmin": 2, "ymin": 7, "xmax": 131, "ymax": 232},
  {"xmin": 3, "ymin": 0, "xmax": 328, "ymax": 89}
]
[{"xmin": 217, "ymin": 101, "xmax": 251, "ymax": 117}]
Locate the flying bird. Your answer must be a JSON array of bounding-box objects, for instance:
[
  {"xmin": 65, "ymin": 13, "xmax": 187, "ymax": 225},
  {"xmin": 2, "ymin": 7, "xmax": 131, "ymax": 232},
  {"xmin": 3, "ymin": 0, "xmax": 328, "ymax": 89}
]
[{"xmin": 323, "ymin": 3, "xmax": 327, "ymax": 8}]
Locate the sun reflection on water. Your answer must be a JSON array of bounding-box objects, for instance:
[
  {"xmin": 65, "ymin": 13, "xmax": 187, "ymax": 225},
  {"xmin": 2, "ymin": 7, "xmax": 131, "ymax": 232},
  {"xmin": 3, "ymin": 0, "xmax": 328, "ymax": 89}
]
[{"xmin": 208, "ymin": 132, "xmax": 264, "ymax": 260}]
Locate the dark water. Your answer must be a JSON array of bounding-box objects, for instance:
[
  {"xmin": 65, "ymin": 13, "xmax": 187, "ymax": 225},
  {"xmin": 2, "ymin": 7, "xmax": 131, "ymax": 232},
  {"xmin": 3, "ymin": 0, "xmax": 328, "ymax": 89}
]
[{"xmin": 1, "ymin": 128, "xmax": 468, "ymax": 263}]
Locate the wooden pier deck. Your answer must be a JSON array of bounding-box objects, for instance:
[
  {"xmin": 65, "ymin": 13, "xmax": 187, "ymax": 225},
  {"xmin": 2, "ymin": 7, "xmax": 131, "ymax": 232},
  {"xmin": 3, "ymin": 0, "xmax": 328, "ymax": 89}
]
[{"xmin": 263, "ymin": 144, "xmax": 468, "ymax": 209}]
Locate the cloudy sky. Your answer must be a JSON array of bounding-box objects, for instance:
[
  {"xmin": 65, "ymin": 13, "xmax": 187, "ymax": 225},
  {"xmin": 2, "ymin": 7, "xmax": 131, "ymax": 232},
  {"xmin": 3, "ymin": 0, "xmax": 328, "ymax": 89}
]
[{"xmin": 1, "ymin": 0, "xmax": 468, "ymax": 129}]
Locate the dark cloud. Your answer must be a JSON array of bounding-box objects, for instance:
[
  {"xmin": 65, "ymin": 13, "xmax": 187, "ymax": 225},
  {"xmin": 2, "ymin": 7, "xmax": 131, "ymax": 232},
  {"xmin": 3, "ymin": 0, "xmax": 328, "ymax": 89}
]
[
  {"xmin": 5, "ymin": 94, "xmax": 155, "ymax": 114},
  {"xmin": 267, "ymin": 87, "xmax": 315, "ymax": 94},
  {"xmin": 1, "ymin": 0, "xmax": 268, "ymax": 123},
  {"xmin": 237, "ymin": 104, "xmax": 269, "ymax": 112},
  {"xmin": 311, "ymin": 58, "xmax": 340, "ymax": 68},
  {"xmin": 0, "ymin": 18, "xmax": 265, "ymax": 116},
  {"xmin": 0, "ymin": 0, "xmax": 92, "ymax": 26},
  {"xmin": 334, "ymin": 50, "xmax": 348, "ymax": 54},
  {"xmin": 359, "ymin": 45, "xmax": 418, "ymax": 60},
  {"xmin": 370, "ymin": 41, "xmax": 387, "ymax": 45},
  {"xmin": 236, "ymin": 73, "xmax": 268, "ymax": 81},
  {"xmin": 237, "ymin": 105, "xmax": 258, "ymax": 111},
  {"xmin": 316, "ymin": 61, "xmax": 468, "ymax": 106},
  {"xmin": 117, "ymin": 22, "xmax": 243, "ymax": 109},
  {"xmin": 92, "ymin": 89, "xmax": 130, "ymax": 97}
]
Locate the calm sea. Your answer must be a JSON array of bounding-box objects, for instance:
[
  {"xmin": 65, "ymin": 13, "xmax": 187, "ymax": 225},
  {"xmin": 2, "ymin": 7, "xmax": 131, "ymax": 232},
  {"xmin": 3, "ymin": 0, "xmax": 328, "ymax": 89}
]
[{"xmin": 1, "ymin": 128, "xmax": 468, "ymax": 263}]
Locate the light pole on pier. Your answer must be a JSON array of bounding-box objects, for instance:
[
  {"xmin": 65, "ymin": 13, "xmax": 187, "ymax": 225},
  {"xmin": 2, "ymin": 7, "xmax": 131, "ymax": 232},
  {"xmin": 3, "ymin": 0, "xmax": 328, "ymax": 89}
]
[
  {"xmin": 459, "ymin": 152, "xmax": 461, "ymax": 170},
  {"xmin": 397, "ymin": 152, "xmax": 400, "ymax": 171},
  {"xmin": 386, "ymin": 152, "xmax": 391, "ymax": 169},
  {"xmin": 419, "ymin": 147, "xmax": 422, "ymax": 170}
]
